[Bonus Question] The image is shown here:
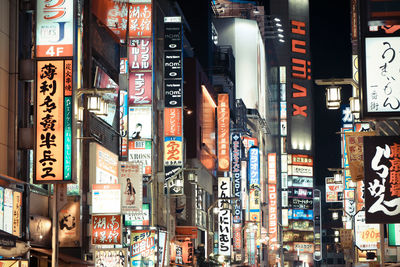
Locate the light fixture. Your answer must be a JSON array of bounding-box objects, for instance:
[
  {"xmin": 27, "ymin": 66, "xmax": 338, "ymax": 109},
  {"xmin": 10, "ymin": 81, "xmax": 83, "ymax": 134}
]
[
  {"xmin": 277, "ymin": 28, "xmax": 284, "ymax": 32},
  {"xmin": 279, "ymin": 39, "xmax": 285, "ymax": 43},
  {"xmin": 349, "ymin": 96, "xmax": 360, "ymax": 119},
  {"xmin": 332, "ymin": 212, "xmax": 339, "ymax": 220},
  {"xmin": 334, "ymin": 237, "xmax": 339, "ymax": 243},
  {"xmin": 87, "ymin": 95, "xmax": 101, "ymax": 112},
  {"xmin": 278, "ymin": 34, "xmax": 284, "ymax": 38},
  {"xmin": 325, "ymin": 86, "xmax": 341, "ymax": 110},
  {"xmin": 77, "ymin": 107, "xmax": 84, "ymax": 122},
  {"xmin": 276, "ymin": 23, "xmax": 282, "ymax": 27},
  {"xmin": 342, "ymin": 216, "xmax": 347, "ymax": 222},
  {"xmin": 334, "ymin": 230, "xmax": 339, "ymax": 236},
  {"xmin": 334, "ymin": 172, "xmax": 343, "ymax": 183}
]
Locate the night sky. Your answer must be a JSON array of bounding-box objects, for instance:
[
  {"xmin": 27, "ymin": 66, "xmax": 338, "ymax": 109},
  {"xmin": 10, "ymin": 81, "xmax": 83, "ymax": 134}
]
[{"xmin": 310, "ymin": 0, "xmax": 353, "ymax": 187}]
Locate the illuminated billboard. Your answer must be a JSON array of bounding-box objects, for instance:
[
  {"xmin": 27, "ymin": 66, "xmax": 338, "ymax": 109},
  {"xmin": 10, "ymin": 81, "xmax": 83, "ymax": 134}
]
[{"xmin": 217, "ymin": 94, "xmax": 230, "ymax": 171}]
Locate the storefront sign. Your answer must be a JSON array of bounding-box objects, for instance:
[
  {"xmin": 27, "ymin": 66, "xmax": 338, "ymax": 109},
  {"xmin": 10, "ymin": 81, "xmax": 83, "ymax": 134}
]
[
  {"xmin": 59, "ymin": 198, "xmax": 80, "ymax": 247},
  {"xmin": 364, "ymin": 136, "xmax": 400, "ymax": 223},
  {"xmin": 128, "ymin": 140, "xmax": 152, "ymax": 175},
  {"xmin": 92, "ymin": 215, "xmax": 122, "ymax": 245},
  {"xmin": 325, "ymin": 177, "xmax": 344, "ymax": 202},
  {"xmin": 290, "ymin": 176, "xmax": 313, "ymax": 188},
  {"xmin": 164, "ymin": 51, "xmax": 182, "ymax": 79},
  {"xmin": 129, "ymin": 106, "xmax": 152, "ymax": 139},
  {"xmin": 268, "ymin": 153, "xmax": 277, "ymax": 184},
  {"xmin": 164, "ymin": 80, "xmax": 182, "ymax": 108},
  {"xmin": 289, "ymin": 165, "xmax": 313, "ymax": 177},
  {"xmin": 218, "ymin": 177, "xmax": 231, "ymax": 256},
  {"xmin": 164, "ymin": 137, "xmax": 183, "ymax": 166},
  {"xmin": 233, "ymin": 224, "xmax": 242, "ymax": 251},
  {"xmin": 36, "ymin": 0, "xmax": 74, "ymax": 57},
  {"xmin": 90, "ymin": 143, "xmax": 119, "ymax": 184},
  {"xmin": 289, "ymin": 209, "xmax": 313, "ymax": 220},
  {"xmin": 164, "ymin": 108, "xmax": 182, "ymax": 136},
  {"xmin": 217, "ymin": 94, "xmax": 230, "ymax": 171},
  {"xmin": 129, "ymin": 39, "xmax": 152, "ymax": 70},
  {"xmin": 354, "ymin": 210, "xmax": 380, "ymax": 250},
  {"xmin": 94, "ymin": 248, "xmax": 128, "ymax": 267},
  {"xmin": 120, "ymin": 90, "xmax": 128, "ymax": 157},
  {"xmin": 164, "ymin": 17, "xmax": 182, "ymax": 50},
  {"xmin": 129, "ymin": 72, "xmax": 152, "ymax": 105},
  {"xmin": 129, "ymin": 4, "xmax": 152, "ymax": 38},
  {"xmin": 92, "ymin": 184, "xmax": 121, "ymax": 214},
  {"xmin": 12, "ymin": 192, "xmax": 21, "ymax": 237},
  {"xmin": 268, "ymin": 184, "xmax": 278, "ymax": 249},
  {"xmin": 290, "ymin": 154, "xmax": 313, "ymax": 166},
  {"xmin": 293, "ymin": 242, "xmax": 314, "ymax": 253},
  {"xmin": 35, "ymin": 60, "xmax": 73, "ymax": 183},
  {"xmin": 119, "ymin": 162, "xmax": 142, "ymax": 213},
  {"xmin": 249, "ymin": 147, "xmax": 260, "ymax": 222},
  {"xmin": 288, "ymin": 187, "xmax": 313, "ymax": 198},
  {"xmin": 3, "ymin": 189, "xmax": 12, "ymax": 234},
  {"xmin": 290, "ymin": 198, "xmax": 313, "ymax": 209},
  {"xmin": 231, "ymin": 133, "xmax": 242, "ymax": 224},
  {"xmin": 131, "ymin": 230, "xmax": 156, "ymax": 267}
]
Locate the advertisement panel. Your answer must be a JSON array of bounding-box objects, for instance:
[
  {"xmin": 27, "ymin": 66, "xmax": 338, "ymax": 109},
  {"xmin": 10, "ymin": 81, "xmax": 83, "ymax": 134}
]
[
  {"xmin": 289, "ymin": 176, "xmax": 313, "ymax": 188},
  {"xmin": 3, "ymin": 189, "xmax": 13, "ymax": 234},
  {"xmin": 268, "ymin": 153, "xmax": 277, "ymax": 184},
  {"xmin": 124, "ymin": 203, "xmax": 150, "ymax": 226},
  {"xmin": 268, "ymin": 184, "xmax": 278, "ymax": 249},
  {"xmin": 217, "ymin": 94, "xmax": 230, "ymax": 171},
  {"xmin": 90, "ymin": 142, "xmax": 119, "ymax": 184},
  {"xmin": 131, "ymin": 230, "xmax": 156, "ymax": 267},
  {"xmin": 128, "ymin": 140, "xmax": 152, "ymax": 175},
  {"xmin": 158, "ymin": 231, "xmax": 167, "ymax": 267},
  {"xmin": 289, "ymin": 165, "xmax": 313, "ymax": 177},
  {"xmin": 92, "ymin": 184, "xmax": 121, "ymax": 214},
  {"xmin": 164, "ymin": 108, "xmax": 182, "ymax": 136},
  {"xmin": 164, "ymin": 80, "xmax": 182, "ymax": 108},
  {"xmin": 288, "ymin": 187, "xmax": 313, "ymax": 198},
  {"xmin": 92, "ymin": 215, "xmax": 122, "ymax": 245},
  {"xmin": 120, "ymin": 90, "xmax": 129, "ymax": 157},
  {"xmin": 36, "ymin": 0, "xmax": 74, "ymax": 57},
  {"xmin": 58, "ymin": 197, "xmax": 80, "ymax": 247},
  {"xmin": 119, "ymin": 162, "xmax": 143, "ymax": 212},
  {"xmin": 289, "ymin": 198, "xmax": 313, "ymax": 209},
  {"xmin": 354, "ymin": 210, "xmax": 380, "ymax": 250},
  {"xmin": 164, "ymin": 51, "xmax": 182, "ymax": 79},
  {"xmin": 129, "ymin": 106, "xmax": 152, "ymax": 139},
  {"xmin": 231, "ymin": 133, "xmax": 242, "ymax": 224},
  {"xmin": 388, "ymin": 224, "xmax": 400, "ymax": 246},
  {"xmin": 218, "ymin": 177, "xmax": 231, "ymax": 256},
  {"xmin": 128, "ymin": 4, "xmax": 152, "ymax": 38},
  {"xmin": 94, "ymin": 248, "xmax": 128, "ymax": 267},
  {"xmin": 364, "ymin": 136, "xmax": 400, "ymax": 223},
  {"xmin": 164, "ymin": 137, "xmax": 183, "ymax": 166},
  {"xmin": 129, "ymin": 39, "xmax": 152, "ymax": 70},
  {"xmin": 325, "ymin": 177, "xmax": 344, "ymax": 202},
  {"xmin": 290, "ymin": 154, "xmax": 313, "ymax": 166},
  {"xmin": 289, "ymin": 209, "xmax": 313, "ymax": 220},
  {"xmin": 129, "ymin": 72, "xmax": 152, "ymax": 105}
]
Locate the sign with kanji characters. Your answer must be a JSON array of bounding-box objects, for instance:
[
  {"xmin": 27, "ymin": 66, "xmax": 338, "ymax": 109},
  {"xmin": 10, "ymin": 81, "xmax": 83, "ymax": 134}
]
[
  {"xmin": 217, "ymin": 94, "xmax": 230, "ymax": 171},
  {"xmin": 164, "ymin": 108, "xmax": 182, "ymax": 136},
  {"xmin": 364, "ymin": 136, "xmax": 400, "ymax": 223},
  {"xmin": 325, "ymin": 177, "xmax": 344, "ymax": 203},
  {"xmin": 92, "ymin": 184, "xmax": 121, "ymax": 214},
  {"xmin": 12, "ymin": 191, "xmax": 22, "ymax": 237},
  {"xmin": 94, "ymin": 248, "xmax": 128, "ymax": 267},
  {"xmin": 119, "ymin": 161, "xmax": 143, "ymax": 213},
  {"xmin": 218, "ymin": 177, "xmax": 231, "ymax": 256},
  {"xmin": 268, "ymin": 184, "xmax": 278, "ymax": 249},
  {"xmin": 129, "ymin": 39, "xmax": 152, "ymax": 70},
  {"xmin": 36, "ymin": 0, "xmax": 74, "ymax": 57},
  {"xmin": 128, "ymin": 4, "xmax": 152, "ymax": 38},
  {"xmin": 129, "ymin": 72, "xmax": 152, "ymax": 105},
  {"xmin": 340, "ymin": 229, "xmax": 353, "ymax": 249},
  {"xmin": 131, "ymin": 230, "xmax": 156, "ymax": 267},
  {"xmin": 58, "ymin": 197, "xmax": 80, "ymax": 247},
  {"xmin": 354, "ymin": 210, "xmax": 380, "ymax": 250},
  {"xmin": 35, "ymin": 60, "xmax": 74, "ymax": 183},
  {"xmin": 92, "ymin": 215, "xmax": 122, "ymax": 245},
  {"xmin": 249, "ymin": 147, "xmax": 260, "ymax": 222},
  {"xmin": 164, "ymin": 137, "xmax": 183, "ymax": 166}
]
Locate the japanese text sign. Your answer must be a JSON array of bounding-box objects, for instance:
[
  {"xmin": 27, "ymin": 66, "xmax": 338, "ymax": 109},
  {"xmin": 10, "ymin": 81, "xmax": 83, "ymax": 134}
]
[
  {"xmin": 231, "ymin": 133, "xmax": 242, "ymax": 224},
  {"xmin": 218, "ymin": 177, "xmax": 231, "ymax": 256},
  {"xmin": 217, "ymin": 94, "xmax": 230, "ymax": 171},
  {"xmin": 164, "ymin": 108, "xmax": 182, "ymax": 136},
  {"xmin": 128, "ymin": 4, "xmax": 152, "ymax": 38},
  {"xmin": 92, "ymin": 215, "xmax": 121, "ymax": 245},
  {"xmin": 129, "ymin": 39, "xmax": 152, "ymax": 70},
  {"xmin": 164, "ymin": 137, "xmax": 183, "ymax": 166},
  {"xmin": 129, "ymin": 72, "xmax": 152, "ymax": 105},
  {"xmin": 131, "ymin": 230, "xmax": 156, "ymax": 266}
]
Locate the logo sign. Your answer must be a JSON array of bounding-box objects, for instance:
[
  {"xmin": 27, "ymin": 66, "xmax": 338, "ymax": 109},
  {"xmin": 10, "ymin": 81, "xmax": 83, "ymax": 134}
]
[
  {"xmin": 119, "ymin": 162, "xmax": 143, "ymax": 213},
  {"xmin": 354, "ymin": 210, "xmax": 380, "ymax": 250},
  {"xmin": 164, "ymin": 137, "xmax": 183, "ymax": 166},
  {"xmin": 218, "ymin": 177, "xmax": 231, "ymax": 256},
  {"xmin": 128, "ymin": 140, "xmax": 152, "ymax": 175},
  {"xmin": 131, "ymin": 230, "xmax": 156, "ymax": 266},
  {"xmin": 36, "ymin": 0, "xmax": 74, "ymax": 57},
  {"xmin": 92, "ymin": 184, "xmax": 121, "ymax": 214},
  {"xmin": 231, "ymin": 133, "xmax": 242, "ymax": 224},
  {"xmin": 364, "ymin": 136, "xmax": 400, "ymax": 223},
  {"xmin": 217, "ymin": 94, "xmax": 230, "ymax": 171},
  {"xmin": 92, "ymin": 215, "xmax": 122, "ymax": 245},
  {"xmin": 164, "ymin": 17, "xmax": 182, "ymax": 50},
  {"xmin": 129, "ymin": 72, "xmax": 152, "ymax": 105},
  {"xmin": 35, "ymin": 60, "xmax": 73, "ymax": 183},
  {"xmin": 129, "ymin": 39, "xmax": 152, "ymax": 70},
  {"xmin": 164, "ymin": 51, "xmax": 182, "ymax": 79},
  {"xmin": 165, "ymin": 80, "xmax": 182, "ymax": 107},
  {"xmin": 164, "ymin": 108, "xmax": 182, "ymax": 136}
]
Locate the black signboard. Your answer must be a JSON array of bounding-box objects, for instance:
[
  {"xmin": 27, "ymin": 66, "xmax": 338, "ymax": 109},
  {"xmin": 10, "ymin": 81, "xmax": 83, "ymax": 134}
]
[
  {"xmin": 289, "ymin": 198, "xmax": 313, "ymax": 209},
  {"xmin": 164, "ymin": 51, "xmax": 182, "ymax": 79},
  {"xmin": 165, "ymin": 80, "xmax": 183, "ymax": 107},
  {"xmin": 364, "ymin": 136, "xmax": 400, "ymax": 223},
  {"xmin": 164, "ymin": 23, "xmax": 182, "ymax": 51},
  {"xmin": 288, "ymin": 187, "xmax": 313, "ymax": 198}
]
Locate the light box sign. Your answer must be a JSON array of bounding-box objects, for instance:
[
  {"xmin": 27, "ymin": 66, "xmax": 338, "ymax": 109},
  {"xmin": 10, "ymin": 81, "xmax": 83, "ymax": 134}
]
[
  {"xmin": 35, "ymin": 60, "xmax": 73, "ymax": 183},
  {"xmin": 289, "ymin": 165, "xmax": 313, "ymax": 177},
  {"xmin": 164, "ymin": 51, "xmax": 182, "ymax": 79},
  {"xmin": 0, "ymin": 187, "xmax": 3, "ymax": 231},
  {"xmin": 218, "ymin": 177, "xmax": 231, "ymax": 257},
  {"xmin": 129, "ymin": 39, "xmax": 152, "ymax": 71},
  {"xmin": 354, "ymin": 210, "xmax": 380, "ymax": 251},
  {"xmin": 59, "ymin": 198, "xmax": 80, "ymax": 247},
  {"xmin": 131, "ymin": 230, "xmax": 156, "ymax": 267},
  {"xmin": 129, "ymin": 4, "xmax": 152, "ymax": 38},
  {"xmin": 119, "ymin": 162, "xmax": 143, "ymax": 213},
  {"xmin": 268, "ymin": 184, "xmax": 278, "ymax": 249},
  {"xmin": 288, "ymin": 209, "xmax": 313, "ymax": 220},
  {"xmin": 12, "ymin": 191, "xmax": 22, "ymax": 237},
  {"xmin": 217, "ymin": 94, "xmax": 230, "ymax": 171},
  {"xmin": 129, "ymin": 72, "xmax": 152, "ymax": 105},
  {"xmin": 120, "ymin": 90, "xmax": 128, "ymax": 157},
  {"xmin": 249, "ymin": 147, "xmax": 260, "ymax": 222},
  {"xmin": 92, "ymin": 184, "xmax": 121, "ymax": 214},
  {"xmin": 325, "ymin": 177, "xmax": 344, "ymax": 203},
  {"xmin": 92, "ymin": 215, "xmax": 122, "ymax": 245},
  {"xmin": 268, "ymin": 153, "xmax": 277, "ymax": 184},
  {"xmin": 90, "ymin": 142, "xmax": 119, "ymax": 184},
  {"xmin": 364, "ymin": 136, "xmax": 400, "ymax": 223},
  {"xmin": 289, "ymin": 176, "xmax": 313, "ymax": 188},
  {"xmin": 165, "ymin": 80, "xmax": 182, "ymax": 108},
  {"xmin": 36, "ymin": 0, "xmax": 74, "ymax": 57},
  {"xmin": 129, "ymin": 140, "xmax": 152, "ymax": 175},
  {"xmin": 124, "ymin": 203, "xmax": 150, "ymax": 226},
  {"xmin": 129, "ymin": 106, "xmax": 152, "ymax": 139},
  {"xmin": 231, "ymin": 133, "xmax": 242, "ymax": 224},
  {"xmin": 288, "ymin": 187, "xmax": 313, "ymax": 198},
  {"xmin": 4, "ymin": 189, "xmax": 13, "ymax": 234},
  {"xmin": 164, "ymin": 108, "xmax": 182, "ymax": 136},
  {"xmin": 164, "ymin": 137, "xmax": 183, "ymax": 166}
]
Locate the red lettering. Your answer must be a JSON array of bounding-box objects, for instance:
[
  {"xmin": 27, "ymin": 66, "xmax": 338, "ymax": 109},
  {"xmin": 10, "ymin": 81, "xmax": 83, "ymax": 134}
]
[
  {"xmin": 292, "ymin": 83, "xmax": 307, "ymax": 98},
  {"xmin": 291, "ymin": 20, "xmax": 306, "ymax": 35},
  {"xmin": 292, "ymin": 39, "xmax": 306, "ymax": 54},
  {"xmin": 292, "ymin": 58, "xmax": 311, "ymax": 80},
  {"xmin": 293, "ymin": 104, "xmax": 307, "ymax": 117}
]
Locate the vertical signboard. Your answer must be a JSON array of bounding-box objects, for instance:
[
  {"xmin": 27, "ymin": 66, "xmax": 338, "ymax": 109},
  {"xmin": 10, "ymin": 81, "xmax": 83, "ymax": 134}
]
[
  {"xmin": 12, "ymin": 191, "xmax": 22, "ymax": 237},
  {"xmin": 119, "ymin": 162, "xmax": 143, "ymax": 212},
  {"xmin": 58, "ymin": 198, "xmax": 80, "ymax": 247},
  {"xmin": 217, "ymin": 94, "xmax": 230, "ymax": 171},
  {"xmin": 313, "ymin": 189, "xmax": 322, "ymax": 261},
  {"xmin": 363, "ymin": 136, "xmax": 400, "ymax": 223},
  {"xmin": 218, "ymin": 177, "xmax": 231, "ymax": 257},
  {"xmin": 268, "ymin": 184, "xmax": 278, "ymax": 250},
  {"xmin": 90, "ymin": 143, "xmax": 119, "ymax": 184},
  {"xmin": 35, "ymin": 60, "xmax": 73, "ymax": 183},
  {"xmin": 248, "ymin": 147, "xmax": 260, "ymax": 222},
  {"xmin": 36, "ymin": 0, "xmax": 74, "ymax": 58},
  {"xmin": 231, "ymin": 133, "xmax": 242, "ymax": 224},
  {"xmin": 92, "ymin": 215, "xmax": 122, "ymax": 245},
  {"xmin": 131, "ymin": 230, "xmax": 156, "ymax": 267},
  {"xmin": 388, "ymin": 224, "xmax": 400, "ymax": 246}
]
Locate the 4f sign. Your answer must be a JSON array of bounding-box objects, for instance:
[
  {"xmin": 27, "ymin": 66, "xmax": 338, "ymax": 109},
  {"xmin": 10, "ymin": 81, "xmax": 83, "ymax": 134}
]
[{"xmin": 36, "ymin": 0, "xmax": 74, "ymax": 58}]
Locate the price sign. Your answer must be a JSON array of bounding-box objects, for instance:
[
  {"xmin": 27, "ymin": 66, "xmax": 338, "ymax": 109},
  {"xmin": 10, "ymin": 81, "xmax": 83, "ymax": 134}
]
[{"xmin": 354, "ymin": 211, "xmax": 380, "ymax": 250}]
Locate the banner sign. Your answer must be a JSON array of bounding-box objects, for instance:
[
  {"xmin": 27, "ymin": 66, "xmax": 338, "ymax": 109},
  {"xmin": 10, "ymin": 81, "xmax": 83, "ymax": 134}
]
[
  {"xmin": 217, "ymin": 94, "xmax": 230, "ymax": 171},
  {"xmin": 36, "ymin": 0, "xmax": 74, "ymax": 57},
  {"xmin": 129, "ymin": 39, "xmax": 152, "ymax": 71},
  {"xmin": 354, "ymin": 210, "xmax": 380, "ymax": 250},
  {"xmin": 364, "ymin": 136, "xmax": 400, "ymax": 223},
  {"xmin": 131, "ymin": 230, "xmax": 156, "ymax": 267},
  {"xmin": 59, "ymin": 197, "xmax": 80, "ymax": 247},
  {"xmin": 119, "ymin": 162, "xmax": 143, "ymax": 213},
  {"xmin": 231, "ymin": 133, "xmax": 242, "ymax": 224},
  {"xmin": 128, "ymin": 140, "xmax": 152, "ymax": 175},
  {"xmin": 35, "ymin": 60, "xmax": 73, "ymax": 183},
  {"xmin": 95, "ymin": 248, "xmax": 128, "ymax": 267},
  {"xmin": 218, "ymin": 177, "xmax": 231, "ymax": 256},
  {"xmin": 92, "ymin": 215, "xmax": 122, "ymax": 245}
]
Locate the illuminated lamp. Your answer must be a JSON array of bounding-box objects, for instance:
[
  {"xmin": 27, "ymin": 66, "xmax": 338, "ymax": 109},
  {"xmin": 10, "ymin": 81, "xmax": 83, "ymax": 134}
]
[
  {"xmin": 334, "ymin": 172, "xmax": 342, "ymax": 183},
  {"xmin": 342, "ymin": 216, "xmax": 347, "ymax": 222},
  {"xmin": 332, "ymin": 212, "xmax": 339, "ymax": 220},
  {"xmin": 87, "ymin": 95, "xmax": 101, "ymax": 112},
  {"xmin": 334, "ymin": 230, "xmax": 339, "ymax": 236},
  {"xmin": 325, "ymin": 86, "xmax": 341, "ymax": 110},
  {"xmin": 77, "ymin": 107, "xmax": 84, "ymax": 122},
  {"xmin": 334, "ymin": 237, "xmax": 339, "ymax": 243},
  {"xmin": 96, "ymin": 100, "xmax": 109, "ymax": 116},
  {"xmin": 349, "ymin": 96, "xmax": 360, "ymax": 119}
]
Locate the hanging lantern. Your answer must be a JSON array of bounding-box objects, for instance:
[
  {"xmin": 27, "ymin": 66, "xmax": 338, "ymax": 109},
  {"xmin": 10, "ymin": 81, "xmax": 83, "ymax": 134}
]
[
  {"xmin": 325, "ymin": 86, "xmax": 341, "ymax": 110},
  {"xmin": 87, "ymin": 95, "xmax": 101, "ymax": 112},
  {"xmin": 349, "ymin": 96, "xmax": 360, "ymax": 119}
]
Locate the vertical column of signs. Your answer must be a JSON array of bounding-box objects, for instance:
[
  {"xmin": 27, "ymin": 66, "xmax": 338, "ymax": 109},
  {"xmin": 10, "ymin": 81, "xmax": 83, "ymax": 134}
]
[
  {"xmin": 127, "ymin": 3, "xmax": 153, "ymax": 182},
  {"xmin": 34, "ymin": 0, "xmax": 75, "ymax": 184},
  {"xmin": 164, "ymin": 17, "xmax": 184, "ymax": 196}
]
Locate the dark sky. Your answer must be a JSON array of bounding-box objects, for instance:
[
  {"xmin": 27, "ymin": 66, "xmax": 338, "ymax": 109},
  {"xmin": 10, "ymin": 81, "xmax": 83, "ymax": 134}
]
[{"xmin": 309, "ymin": 0, "xmax": 353, "ymax": 186}]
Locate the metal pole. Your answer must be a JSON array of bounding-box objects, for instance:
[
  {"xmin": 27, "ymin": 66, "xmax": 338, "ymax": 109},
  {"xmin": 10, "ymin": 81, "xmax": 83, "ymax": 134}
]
[
  {"xmin": 51, "ymin": 185, "xmax": 58, "ymax": 267},
  {"xmin": 380, "ymin": 224, "xmax": 385, "ymax": 265}
]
